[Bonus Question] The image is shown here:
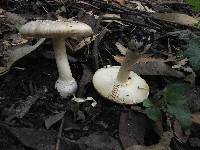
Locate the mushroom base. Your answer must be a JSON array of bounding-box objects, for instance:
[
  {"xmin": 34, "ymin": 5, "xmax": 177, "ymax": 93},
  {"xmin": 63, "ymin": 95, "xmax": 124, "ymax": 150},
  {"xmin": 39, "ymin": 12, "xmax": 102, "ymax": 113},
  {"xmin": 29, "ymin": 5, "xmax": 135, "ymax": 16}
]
[
  {"xmin": 93, "ymin": 66, "xmax": 149, "ymax": 104},
  {"xmin": 55, "ymin": 78, "xmax": 77, "ymax": 98}
]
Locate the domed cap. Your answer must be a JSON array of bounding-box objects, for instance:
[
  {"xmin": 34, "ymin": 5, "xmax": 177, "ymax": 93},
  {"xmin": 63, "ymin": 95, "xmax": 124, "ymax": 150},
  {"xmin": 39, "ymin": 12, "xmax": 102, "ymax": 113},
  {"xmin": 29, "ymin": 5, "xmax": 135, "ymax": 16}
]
[
  {"xmin": 93, "ymin": 66, "xmax": 149, "ymax": 105},
  {"xmin": 20, "ymin": 20, "xmax": 93, "ymax": 38}
]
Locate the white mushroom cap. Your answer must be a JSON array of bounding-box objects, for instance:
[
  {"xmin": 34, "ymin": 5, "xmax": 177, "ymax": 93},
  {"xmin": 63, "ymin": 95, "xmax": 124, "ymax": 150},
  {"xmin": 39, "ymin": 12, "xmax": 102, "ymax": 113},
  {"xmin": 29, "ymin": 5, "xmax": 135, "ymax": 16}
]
[
  {"xmin": 93, "ymin": 66, "xmax": 149, "ymax": 104},
  {"xmin": 20, "ymin": 20, "xmax": 93, "ymax": 38}
]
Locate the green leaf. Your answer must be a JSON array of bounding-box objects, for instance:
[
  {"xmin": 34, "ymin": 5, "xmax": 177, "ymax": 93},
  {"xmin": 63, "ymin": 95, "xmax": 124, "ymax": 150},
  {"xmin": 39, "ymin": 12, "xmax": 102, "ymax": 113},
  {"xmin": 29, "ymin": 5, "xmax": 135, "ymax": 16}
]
[
  {"xmin": 167, "ymin": 104, "xmax": 192, "ymax": 129},
  {"xmin": 185, "ymin": 37, "xmax": 200, "ymax": 70},
  {"xmin": 143, "ymin": 99, "xmax": 153, "ymax": 108},
  {"xmin": 195, "ymin": 21, "xmax": 200, "ymax": 29},
  {"xmin": 145, "ymin": 107, "xmax": 161, "ymax": 121},
  {"xmin": 185, "ymin": 0, "xmax": 200, "ymax": 11},
  {"xmin": 163, "ymin": 83, "xmax": 188, "ymax": 105},
  {"xmin": 16, "ymin": 24, "xmax": 22, "ymax": 32}
]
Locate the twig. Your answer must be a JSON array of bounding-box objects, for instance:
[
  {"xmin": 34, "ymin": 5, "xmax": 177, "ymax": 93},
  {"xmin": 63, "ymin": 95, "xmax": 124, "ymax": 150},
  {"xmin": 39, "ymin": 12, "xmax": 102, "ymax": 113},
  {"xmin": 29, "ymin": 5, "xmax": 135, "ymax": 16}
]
[{"xmin": 55, "ymin": 118, "xmax": 65, "ymax": 150}]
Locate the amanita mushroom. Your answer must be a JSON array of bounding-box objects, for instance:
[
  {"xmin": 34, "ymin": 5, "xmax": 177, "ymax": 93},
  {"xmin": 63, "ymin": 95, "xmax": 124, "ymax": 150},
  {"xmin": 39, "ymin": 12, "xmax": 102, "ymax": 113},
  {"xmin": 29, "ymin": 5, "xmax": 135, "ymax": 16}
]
[
  {"xmin": 20, "ymin": 20, "xmax": 93, "ymax": 98},
  {"xmin": 93, "ymin": 40, "xmax": 149, "ymax": 104}
]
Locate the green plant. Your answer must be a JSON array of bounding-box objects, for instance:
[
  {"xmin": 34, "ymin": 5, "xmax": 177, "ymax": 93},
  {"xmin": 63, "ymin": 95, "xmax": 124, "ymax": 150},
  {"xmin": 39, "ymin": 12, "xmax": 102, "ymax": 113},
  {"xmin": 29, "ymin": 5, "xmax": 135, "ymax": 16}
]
[
  {"xmin": 143, "ymin": 83, "xmax": 192, "ymax": 129},
  {"xmin": 194, "ymin": 21, "xmax": 200, "ymax": 29},
  {"xmin": 185, "ymin": 37, "xmax": 200, "ymax": 71},
  {"xmin": 185, "ymin": 0, "xmax": 200, "ymax": 11}
]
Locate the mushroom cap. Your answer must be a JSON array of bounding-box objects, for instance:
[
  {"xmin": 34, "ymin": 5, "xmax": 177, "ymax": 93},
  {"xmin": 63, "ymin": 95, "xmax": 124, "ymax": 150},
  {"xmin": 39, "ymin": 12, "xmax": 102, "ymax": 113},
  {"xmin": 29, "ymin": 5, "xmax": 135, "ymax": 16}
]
[
  {"xmin": 20, "ymin": 20, "xmax": 93, "ymax": 38},
  {"xmin": 93, "ymin": 66, "xmax": 149, "ymax": 104}
]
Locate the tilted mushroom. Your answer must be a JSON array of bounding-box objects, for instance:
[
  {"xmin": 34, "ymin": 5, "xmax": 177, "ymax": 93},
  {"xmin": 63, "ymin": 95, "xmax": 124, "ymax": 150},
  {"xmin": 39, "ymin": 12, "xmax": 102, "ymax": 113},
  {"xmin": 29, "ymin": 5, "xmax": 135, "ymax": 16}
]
[
  {"xmin": 20, "ymin": 20, "xmax": 93, "ymax": 98},
  {"xmin": 93, "ymin": 40, "xmax": 149, "ymax": 104}
]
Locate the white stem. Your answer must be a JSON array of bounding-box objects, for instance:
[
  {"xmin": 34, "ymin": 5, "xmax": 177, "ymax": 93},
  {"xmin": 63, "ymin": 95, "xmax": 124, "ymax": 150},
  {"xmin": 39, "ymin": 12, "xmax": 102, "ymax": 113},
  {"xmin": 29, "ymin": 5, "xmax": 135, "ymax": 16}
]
[
  {"xmin": 53, "ymin": 38, "xmax": 73, "ymax": 81},
  {"xmin": 117, "ymin": 50, "xmax": 140, "ymax": 83}
]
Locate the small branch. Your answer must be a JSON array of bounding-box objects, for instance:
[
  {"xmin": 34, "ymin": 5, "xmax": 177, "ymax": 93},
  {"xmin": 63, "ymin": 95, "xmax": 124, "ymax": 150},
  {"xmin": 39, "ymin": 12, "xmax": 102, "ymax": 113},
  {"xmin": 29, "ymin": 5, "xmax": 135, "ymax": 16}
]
[{"xmin": 55, "ymin": 118, "xmax": 65, "ymax": 150}]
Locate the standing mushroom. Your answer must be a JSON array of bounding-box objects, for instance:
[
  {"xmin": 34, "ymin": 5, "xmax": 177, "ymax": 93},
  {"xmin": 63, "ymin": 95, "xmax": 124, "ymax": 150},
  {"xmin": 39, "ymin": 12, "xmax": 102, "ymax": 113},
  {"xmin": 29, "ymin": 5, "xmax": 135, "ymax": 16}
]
[
  {"xmin": 20, "ymin": 20, "xmax": 93, "ymax": 98},
  {"xmin": 93, "ymin": 39, "xmax": 149, "ymax": 104}
]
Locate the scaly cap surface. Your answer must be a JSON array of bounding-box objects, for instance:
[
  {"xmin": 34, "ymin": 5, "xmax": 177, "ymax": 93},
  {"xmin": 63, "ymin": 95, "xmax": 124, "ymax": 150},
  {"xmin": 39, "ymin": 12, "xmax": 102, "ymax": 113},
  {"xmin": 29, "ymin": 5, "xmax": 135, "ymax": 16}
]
[{"xmin": 20, "ymin": 20, "xmax": 93, "ymax": 38}]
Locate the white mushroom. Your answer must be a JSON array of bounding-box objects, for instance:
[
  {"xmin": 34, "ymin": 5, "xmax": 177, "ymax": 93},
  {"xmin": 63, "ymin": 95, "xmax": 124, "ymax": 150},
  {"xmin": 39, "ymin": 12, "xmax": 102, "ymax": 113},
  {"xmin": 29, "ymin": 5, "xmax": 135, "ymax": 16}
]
[
  {"xmin": 93, "ymin": 40, "xmax": 149, "ymax": 105},
  {"xmin": 20, "ymin": 20, "xmax": 93, "ymax": 98}
]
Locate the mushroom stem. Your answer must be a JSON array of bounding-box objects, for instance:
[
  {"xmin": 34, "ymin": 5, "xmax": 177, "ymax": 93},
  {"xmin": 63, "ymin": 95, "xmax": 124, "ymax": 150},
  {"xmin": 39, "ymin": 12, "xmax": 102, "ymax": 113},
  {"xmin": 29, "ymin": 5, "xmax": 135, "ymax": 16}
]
[
  {"xmin": 117, "ymin": 50, "xmax": 140, "ymax": 83},
  {"xmin": 53, "ymin": 38, "xmax": 73, "ymax": 81}
]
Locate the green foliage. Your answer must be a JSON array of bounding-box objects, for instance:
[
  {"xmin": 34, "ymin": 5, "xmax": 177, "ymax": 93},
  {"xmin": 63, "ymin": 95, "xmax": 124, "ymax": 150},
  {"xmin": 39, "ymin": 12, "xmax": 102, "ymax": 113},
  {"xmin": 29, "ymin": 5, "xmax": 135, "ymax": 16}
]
[
  {"xmin": 167, "ymin": 105, "xmax": 192, "ymax": 129},
  {"xmin": 145, "ymin": 107, "xmax": 161, "ymax": 121},
  {"xmin": 163, "ymin": 84, "xmax": 188, "ymax": 105},
  {"xmin": 185, "ymin": 0, "xmax": 200, "ymax": 11},
  {"xmin": 143, "ymin": 83, "xmax": 192, "ymax": 129},
  {"xmin": 195, "ymin": 21, "xmax": 200, "ymax": 29},
  {"xmin": 185, "ymin": 37, "xmax": 200, "ymax": 70},
  {"xmin": 143, "ymin": 99, "xmax": 153, "ymax": 107},
  {"xmin": 16, "ymin": 24, "xmax": 22, "ymax": 32},
  {"xmin": 143, "ymin": 99, "xmax": 161, "ymax": 121}
]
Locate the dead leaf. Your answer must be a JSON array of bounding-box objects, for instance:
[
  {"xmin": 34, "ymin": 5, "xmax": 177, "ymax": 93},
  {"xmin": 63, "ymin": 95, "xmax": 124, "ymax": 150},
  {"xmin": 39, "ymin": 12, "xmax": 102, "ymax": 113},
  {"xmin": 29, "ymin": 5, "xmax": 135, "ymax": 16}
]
[
  {"xmin": 0, "ymin": 38, "xmax": 45, "ymax": 75},
  {"xmin": 115, "ymin": 42, "xmax": 127, "ymax": 55},
  {"xmin": 77, "ymin": 64, "xmax": 93, "ymax": 97},
  {"xmin": 114, "ymin": 56, "xmax": 185, "ymax": 78},
  {"xmin": 192, "ymin": 113, "xmax": 200, "ymax": 125},
  {"xmin": 173, "ymin": 120, "xmax": 190, "ymax": 143},
  {"xmin": 102, "ymin": 14, "xmax": 127, "ymax": 25},
  {"xmin": 186, "ymin": 87, "xmax": 200, "ymax": 112},
  {"xmin": 0, "ymin": 8, "xmax": 26, "ymax": 26},
  {"xmin": 119, "ymin": 111, "xmax": 147, "ymax": 149},
  {"xmin": 77, "ymin": 132, "xmax": 122, "ymax": 150},
  {"xmin": 72, "ymin": 97, "xmax": 97, "ymax": 107},
  {"xmin": 15, "ymin": 87, "xmax": 47, "ymax": 119},
  {"xmin": 189, "ymin": 137, "xmax": 200, "ymax": 147},
  {"xmin": 45, "ymin": 111, "xmax": 66, "ymax": 129},
  {"xmin": 74, "ymin": 36, "xmax": 96, "ymax": 52},
  {"xmin": 6, "ymin": 127, "xmax": 57, "ymax": 149},
  {"xmin": 128, "ymin": 1, "xmax": 155, "ymax": 13},
  {"xmin": 113, "ymin": 0, "xmax": 125, "ymax": 5},
  {"xmin": 153, "ymin": 13, "xmax": 199, "ymax": 26},
  {"xmin": 172, "ymin": 58, "xmax": 188, "ymax": 69},
  {"xmin": 63, "ymin": 115, "xmax": 81, "ymax": 131},
  {"xmin": 152, "ymin": 120, "xmax": 163, "ymax": 137},
  {"xmin": 113, "ymin": 55, "xmax": 126, "ymax": 64},
  {"xmin": 126, "ymin": 131, "xmax": 173, "ymax": 150}
]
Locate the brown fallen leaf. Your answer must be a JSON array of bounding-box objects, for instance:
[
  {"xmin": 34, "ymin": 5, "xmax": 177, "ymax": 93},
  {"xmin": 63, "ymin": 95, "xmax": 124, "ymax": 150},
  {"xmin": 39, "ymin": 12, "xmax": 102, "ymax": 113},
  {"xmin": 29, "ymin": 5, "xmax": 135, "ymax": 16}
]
[
  {"xmin": 153, "ymin": 13, "xmax": 199, "ymax": 26},
  {"xmin": 173, "ymin": 120, "xmax": 190, "ymax": 143},
  {"xmin": 113, "ymin": 55, "xmax": 185, "ymax": 78},
  {"xmin": 113, "ymin": 55, "xmax": 125, "ymax": 63},
  {"xmin": 189, "ymin": 137, "xmax": 200, "ymax": 147},
  {"xmin": 0, "ymin": 8, "xmax": 26, "ymax": 26},
  {"xmin": 45, "ymin": 111, "xmax": 66, "ymax": 129},
  {"xmin": 74, "ymin": 36, "xmax": 96, "ymax": 52},
  {"xmin": 119, "ymin": 111, "xmax": 147, "ymax": 149},
  {"xmin": 77, "ymin": 64, "xmax": 93, "ymax": 97},
  {"xmin": 0, "ymin": 38, "xmax": 45, "ymax": 75},
  {"xmin": 192, "ymin": 113, "xmax": 200, "ymax": 125},
  {"xmin": 126, "ymin": 131, "xmax": 173, "ymax": 150},
  {"xmin": 186, "ymin": 87, "xmax": 200, "ymax": 112},
  {"xmin": 115, "ymin": 42, "xmax": 127, "ymax": 55},
  {"xmin": 15, "ymin": 87, "xmax": 47, "ymax": 119},
  {"xmin": 113, "ymin": 0, "xmax": 125, "ymax": 5},
  {"xmin": 77, "ymin": 132, "xmax": 122, "ymax": 150},
  {"xmin": 6, "ymin": 127, "xmax": 57, "ymax": 149}
]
